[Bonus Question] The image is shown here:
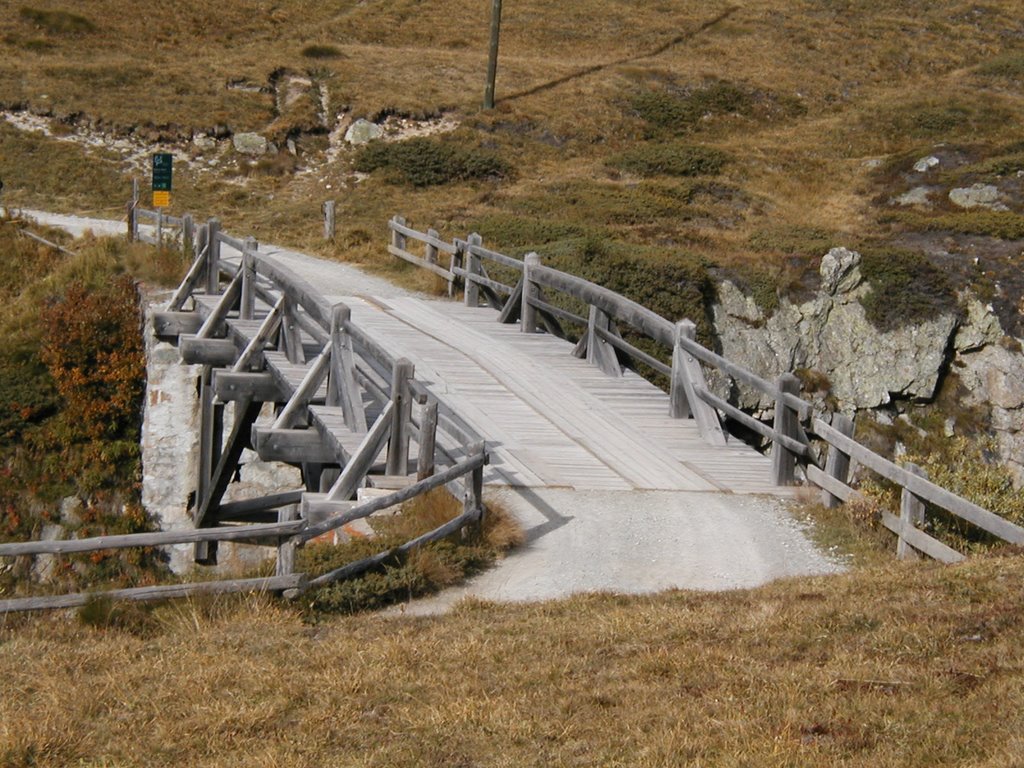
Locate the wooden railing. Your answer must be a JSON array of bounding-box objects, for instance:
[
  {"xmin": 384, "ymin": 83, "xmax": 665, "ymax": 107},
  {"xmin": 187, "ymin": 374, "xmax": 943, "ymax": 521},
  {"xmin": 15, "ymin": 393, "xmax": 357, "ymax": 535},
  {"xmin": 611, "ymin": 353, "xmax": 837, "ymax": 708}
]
[
  {"xmin": 0, "ymin": 210, "xmax": 490, "ymax": 613},
  {"xmin": 388, "ymin": 215, "xmax": 1024, "ymax": 564}
]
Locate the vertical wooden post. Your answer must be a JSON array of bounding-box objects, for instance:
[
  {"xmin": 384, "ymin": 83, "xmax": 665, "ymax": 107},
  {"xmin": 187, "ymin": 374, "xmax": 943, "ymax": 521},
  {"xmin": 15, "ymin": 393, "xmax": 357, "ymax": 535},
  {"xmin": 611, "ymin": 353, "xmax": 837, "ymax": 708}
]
[
  {"xmin": 771, "ymin": 373, "xmax": 801, "ymax": 486},
  {"xmin": 821, "ymin": 413, "xmax": 855, "ymax": 508},
  {"xmin": 417, "ymin": 399, "xmax": 438, "ymax": 481},
  {"xmin": 182, "ymin": 214, "xmax": 194, "ymax": 259},
  {"xmin": 391, "ymin": 215, "xmax": 407, "ymax": 252},
  {"xmin": 464, "ymin": 233, "xmax": 483, "ymax": 307},
  {"xmin": 483, "ymin": 0, "xmax": 503, "ymax": 109},
  {"xmin": 205, "ymin": 218, "xmax": 222, "ymax": 294},
  {"xmin": 425, "ymin": 228, "xmax": 439, "ymax": 268},
  {"xmin": 670, "ymin": 322, "xmax": 692, "ymax": 420},
  {"xmin": 464, "ymin": 441, "xmax": 486, "ymax": 527},
  {"xmin": 450, "ymin": 241, "xmax": 464, "ymax": 299},
  {"xmin": 127, "ymin": 178, "xmax": 138, "ymax": 242},
  {"xmin": 521, "ymin": 252, "xmax": 540, "ymax": 333},
  {"xmin": 386, "ymin": 358, "xmax": 415, "ymax": 476},
  {"xmin": 328, "ymin": 304, "xmax": 367, "ymax": 432},
  {"xmin": 276, "ymin": 507, "xmax": 297, "ymax": 576},
  {"xmin": 279, "ymin": 295, "xmax": 305, "ymax": 364},
  {"xmin": 240, "ymin": 237, "xmax": 257, "ymax": 320},
  {"xmin": 195, "ymin": 365, "xmax": 224, "ymax": 565},
  {"xmin": 898, "ymin": 463, "xmax": 927, "ymax": 560},
  {"xmin": 156, "ymin": 209, "xmax": 164, "ymax": 248},
  {"xmin": 323, "ymin": 200, "xmax": 336, "ymax": 241}
]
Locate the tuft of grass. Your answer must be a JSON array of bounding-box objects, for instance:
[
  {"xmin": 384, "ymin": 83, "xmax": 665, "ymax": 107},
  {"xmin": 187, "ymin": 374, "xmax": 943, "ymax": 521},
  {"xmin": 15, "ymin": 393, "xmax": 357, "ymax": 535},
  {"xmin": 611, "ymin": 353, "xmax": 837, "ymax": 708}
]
[
  {"xmin": 882, "ymin": 209, "xmax": 1024, "ymax": 241},
  {"xmin": 18, "ymin": 6, "xmax": 95, "ymax": 35},
  {"xmin": 608, "ymin": 142, "xmax": 729, "ymax": 177},
  {"xmin": 976, "ymin": 53, "xmax": 1024, "ymax": 79}
]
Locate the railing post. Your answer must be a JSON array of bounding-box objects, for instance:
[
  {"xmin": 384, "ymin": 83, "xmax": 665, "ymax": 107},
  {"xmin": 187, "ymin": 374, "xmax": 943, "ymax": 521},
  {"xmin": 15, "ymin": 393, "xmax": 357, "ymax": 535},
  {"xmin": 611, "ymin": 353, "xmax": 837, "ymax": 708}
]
[
  {"xmin": 670, "ymin": 322, "xmax": 692, "ymax": 420},
  {"xmin": 127, "ymin": 178, "xmax": 138, "ymax": 242},
  {"xmin": 898, "ymin": 463, "xmax": 927, "ymax": 560},
  {"xmin": 463, "ymin": 441, "xmax": 486, "ymax": 525},
  {"xmin": 240, "ymin": 237, "xmax": 257, "ymax": 320},
  {"xmin": 328, "ymin": 304, "xmax": 367, "ymax": 432},
  {"xmin": 182, "ymin": 213, "xmax": 194, "ymax": 259},
  {"xmin": 671, "ymin": 321, "xmax": 726, "ymax": 445},
  {"xmin": 323, "ymin": 200, "xmax": 336, "ymax": 241},
  {"xmin": 391, "ymin": 215, "xmax": 406, "ymax": 251},
  {"xmin": 416, "ymin": 398, "xmax": 438, "ymax": 481},
  {"xmin": 156, "ymin": 209, "xmax": 164, "ymax": 249},
  {"xmin": 464, "ymin": 233, "xmax": 482, "ymax": 307},
  {"xmin": 205, "ymin": 218, "xmax": 222, "ymax": 294},
  {"xmin": 821, "ymin": 413, "xmax": 855, "ymax": 508},
  {"xmin": 521, "ymin": 252, "xmax": 540, "ymax": 333},
  {"xmin": 771, "ymin": 373, "xmax": 801, "ymax": 486},
  {"xmin": 279, "ymin": 295, "xmax": 304, "ymax": 364},
  {"xmin": 386, "ymin": 358, "xmax": 415, "ymax": 476},
  {"xmin": 450, "ymin": 240, "xmax": 464, "ymax": 299},
  {"xmin": 425, "ymin": 228, "xmax": 439, "ymax": 268}
]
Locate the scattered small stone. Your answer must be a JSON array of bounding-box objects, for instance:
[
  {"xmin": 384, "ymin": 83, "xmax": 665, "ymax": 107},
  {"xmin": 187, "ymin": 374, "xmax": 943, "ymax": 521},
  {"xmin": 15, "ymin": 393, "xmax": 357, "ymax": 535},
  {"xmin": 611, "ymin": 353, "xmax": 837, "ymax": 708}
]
[
  {"xmin": 913, "ymin": 155, "xmax": 940, "ymax": 173},
  {"xmin": 286, "ymin": 138, "xmax": 297, "ymax": 155},
  {"xmin": 862, "ymin": 158, "xmax": 883, "ymax": 169},
  {"xmin": 949, "ymin": 183, "xmax": 1004, "ymax": 210},
  {"xmin": 192, "ymin": 133, "xmax": 216, "ymax": 151},
  {"xmin": 60, "ymin": 496, "xmax": 82, "ymax": 526},
  {"xmin": 233, "ymin": 132, "xmax": 268, "ymax": 156},
  {"xmin": 345, "ymin": 118, "xmax": 383, "ymax": 145},
  {"xmin": 893, "ymin": 187, "xmax": 933, "ymax": 207}
]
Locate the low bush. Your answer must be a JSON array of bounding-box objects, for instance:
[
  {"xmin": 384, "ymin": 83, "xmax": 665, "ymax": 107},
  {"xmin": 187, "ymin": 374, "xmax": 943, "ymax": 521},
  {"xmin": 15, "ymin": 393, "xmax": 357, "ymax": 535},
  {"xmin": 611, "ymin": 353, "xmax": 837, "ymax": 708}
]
[
  {"xmin": 859, "ymin": 247, "xmax": 958, "ymax": 331},
  {"xmin": 355, "ymin": 136, "xmax": 509, "ymax": 187},
  {"xmin": 18, "ymin": 7, "xmax": 95, "ymax": 35},
  {"xmin": 608, "ymin": 142, "xmax": 728, "ymax": 178},
  {"xmin": 976, "ymin": 53, "xmax": 1024, "ymax": 79},
  {"xmin": 882, "ymin": 209, "xmax": 1024, "ymax": 241},
  {"xmin": 630, "ymin": 81, "xmax": 754, "ymax": 135},
  {"xmin": 301, "ymin": 44, "xmax": 342, "ymax": 59}
]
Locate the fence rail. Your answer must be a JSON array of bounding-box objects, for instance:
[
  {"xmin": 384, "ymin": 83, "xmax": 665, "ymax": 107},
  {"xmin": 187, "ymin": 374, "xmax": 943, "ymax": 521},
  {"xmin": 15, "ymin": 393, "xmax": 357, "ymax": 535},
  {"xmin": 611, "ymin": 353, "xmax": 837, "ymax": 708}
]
[{"xmin": 387, "ymin": 215, "xmax": 1024, "ymax": 565}]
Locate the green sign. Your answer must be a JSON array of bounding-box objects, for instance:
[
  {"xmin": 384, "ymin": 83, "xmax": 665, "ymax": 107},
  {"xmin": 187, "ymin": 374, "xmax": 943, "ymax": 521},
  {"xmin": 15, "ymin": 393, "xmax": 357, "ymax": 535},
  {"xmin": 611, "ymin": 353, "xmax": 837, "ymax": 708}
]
[{"xmin": 152, "ymin": 153, "xmax": 173, "ymax": 192}]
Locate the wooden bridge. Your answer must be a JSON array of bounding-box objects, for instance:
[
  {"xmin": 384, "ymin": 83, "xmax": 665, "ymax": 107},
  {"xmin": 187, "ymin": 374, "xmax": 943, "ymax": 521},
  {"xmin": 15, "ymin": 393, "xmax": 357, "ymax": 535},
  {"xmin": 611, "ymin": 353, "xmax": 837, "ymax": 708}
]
[{"xmin": 3, "ymin": 206, "xmax": 1024, "ymax": 612}]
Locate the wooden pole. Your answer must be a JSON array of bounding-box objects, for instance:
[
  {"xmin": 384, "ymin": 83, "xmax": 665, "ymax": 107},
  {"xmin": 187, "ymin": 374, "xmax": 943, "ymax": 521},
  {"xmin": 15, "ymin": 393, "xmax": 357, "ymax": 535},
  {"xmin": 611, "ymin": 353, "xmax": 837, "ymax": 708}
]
[
  {"xmin": 323, "ymin": 200, "xmax": 336, "ymax": 241},
  {"xmin": 521, "ymin": 252, "xmax": 540, "ymax": 333},
  {"xmin": 898, "ymin": 463, "xmax": 927, "ymax": 560},
  {"xmin": 417, "ymin": 400, "xmax": 438, "ymax": 481},
  {"xmin": 127, "ymin": 178, "xmax": 138, "ymax": 241},
  {"xmin": 387, "ymin": 359, "xmax": 415, "ymax": 476},
  {"xmin": 821, "ymin": 413, "xmax": 855, "ymax": 508},
  {"xmin": 425, "ymin": 228, "xmax": 439, "ymax": 268},
  {"xmin": 240, "ymin": 237, "xmax": 257, "ymax": 320},
  {"xmin": 182, "ymin": 213, "xmax": 194, "ymax": 259},
  {"xmin": 771, "ymin": 373, "xmax": 802, "ymax": 486},
  {"xmin": 464, "ymin": 233, "xmax": 482, "ymax": 307},
  {"xmin": 484, "ymin": 0, "xmax": 503, "ymax": 109},
  {"xmin": 205, "ymin": 218, "xmax": 221, "ymax": 294}
]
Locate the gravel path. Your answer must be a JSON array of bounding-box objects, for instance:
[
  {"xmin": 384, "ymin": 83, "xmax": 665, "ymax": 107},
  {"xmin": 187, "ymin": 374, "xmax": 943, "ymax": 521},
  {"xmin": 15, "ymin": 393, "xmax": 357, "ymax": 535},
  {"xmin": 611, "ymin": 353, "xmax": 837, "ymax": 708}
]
[{"xmin": 19, "ymin": 209, "xmax": 846, "ymax": 609}]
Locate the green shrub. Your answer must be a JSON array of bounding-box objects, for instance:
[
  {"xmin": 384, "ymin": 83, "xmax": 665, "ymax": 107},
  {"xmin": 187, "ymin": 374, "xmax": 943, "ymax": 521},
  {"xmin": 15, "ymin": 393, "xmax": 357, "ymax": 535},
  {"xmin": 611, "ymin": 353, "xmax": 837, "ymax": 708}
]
[
  {"xmin": 873, "ymin": 98, "xmax": 1013, "ymax": 142},
  {"xmin": 609, "ymin": 142, "xmax": 728, "ymax": 177},
  {"xmin": 881, "ymin": 209, "xmax": 1024, "ymax": 240},
  {"xmin": 18, "ymin": 7, "xmax": 95, "ymax": 35},
  {"xmin": 748, "ymin": 225, "xmax": 838, "ymax": 256},
  {"xmin": 859, "ymin": 248, "xmax": 958, "ymax": 331},
  {"xmin": 355, "ymin": 136, "xmax": 509, "ymax": 187},
  {"xmin": 976, "ymin": 53, "xmax": 1024, "ymax": 79},
  {"xmin": 301, "ymin": 44, "xmax": 341, "ymax": 59},
  {"xmin": 630, "ymin": 81, "xmax": 754, "ymax": 134}
]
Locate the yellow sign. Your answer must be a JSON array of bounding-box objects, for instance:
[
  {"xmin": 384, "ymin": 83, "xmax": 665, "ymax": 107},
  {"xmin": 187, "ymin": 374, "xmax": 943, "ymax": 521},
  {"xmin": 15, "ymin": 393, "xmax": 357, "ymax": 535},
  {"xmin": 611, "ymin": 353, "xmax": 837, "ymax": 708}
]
[{"xmin": 152, "ymin": 190, "xmax": 170, "ymax": 207}]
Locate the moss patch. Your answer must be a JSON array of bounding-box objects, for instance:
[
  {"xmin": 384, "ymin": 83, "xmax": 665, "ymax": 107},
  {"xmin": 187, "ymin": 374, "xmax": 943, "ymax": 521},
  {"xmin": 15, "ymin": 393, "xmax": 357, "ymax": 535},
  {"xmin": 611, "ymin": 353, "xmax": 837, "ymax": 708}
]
[{"xmin": 608, "ymin": 142, "xmax": 729, "ymax": 178}]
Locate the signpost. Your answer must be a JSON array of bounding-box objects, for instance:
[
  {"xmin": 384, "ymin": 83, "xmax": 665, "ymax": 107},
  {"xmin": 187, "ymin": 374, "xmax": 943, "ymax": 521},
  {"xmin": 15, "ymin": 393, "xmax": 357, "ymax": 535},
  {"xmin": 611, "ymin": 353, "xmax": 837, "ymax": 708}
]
[{"xmin": 152, "ymin": 152, "xmax": 172, "ymax": 208}]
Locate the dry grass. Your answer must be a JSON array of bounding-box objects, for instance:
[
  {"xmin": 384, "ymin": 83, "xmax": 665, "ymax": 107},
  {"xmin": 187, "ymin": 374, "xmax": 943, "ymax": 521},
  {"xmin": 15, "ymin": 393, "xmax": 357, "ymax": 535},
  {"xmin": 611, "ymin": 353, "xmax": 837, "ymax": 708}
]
[{"xmin": 2, "ymin": 554, "xmax": 1024, "ymax": 765}]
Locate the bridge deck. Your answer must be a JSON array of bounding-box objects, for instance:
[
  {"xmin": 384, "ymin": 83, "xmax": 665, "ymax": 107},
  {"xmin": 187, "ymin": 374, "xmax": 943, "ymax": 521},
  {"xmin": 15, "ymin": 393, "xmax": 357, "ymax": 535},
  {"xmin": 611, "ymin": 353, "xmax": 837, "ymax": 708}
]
[{"xmin": 329, "ymin": 294, "xmax": 785, "ymax": 495}]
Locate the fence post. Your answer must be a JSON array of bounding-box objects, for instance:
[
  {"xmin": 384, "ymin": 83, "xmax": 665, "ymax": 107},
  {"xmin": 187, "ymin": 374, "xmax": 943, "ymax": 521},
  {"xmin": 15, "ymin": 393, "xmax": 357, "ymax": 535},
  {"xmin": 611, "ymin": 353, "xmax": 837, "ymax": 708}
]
[
  {"xmin": 670, "ymin": 321, "xmax": 726, "ymax": 445},
  {"xmin": 464, "ymin": 233, "xmax": 482, "ymax": 307},
  {"xmin": 386, "ymin": 358, "xmax": 415, "ymax": 476},
  {"xmin": 127, "ymin": 178, "xmax": 138, "ymax": 242},
  {"xmin": 521, "ymin": 252, "xmax": 540, "ymax": 333},
  {"xmin": 771, "ymin": 373, "xmax": 801, "ymax": 486},
  {"xmin": 898, "ymin": 463, "xmax": 927, "ymax": 560},
  {"xmin": 670, "ymin": 321, "xmax": 692, "ymax": 419},
  {"xmin": 323, "ymin": 200, "xmax": 336, "ymax": 241},
  {"xmin": 240, "ymin": 237, "xmax": 257, "ymax": 320},
  {"xmin": 586, "ymin": 305, "xmax": 621, "ymax": 376},
  {"xmin": 205, "ymin": 218, "xmax": 222, "ymax": 294},
  {"xmin": 416, "ymin": 398, "xmax": 438, "ymax": 481},
  {"xmin": 156, "ymin": 209, "xmax": 164, "ymax": 249},
  {"xmin": 182, "ymin": 214, "xmax": 194, "ymax": 259},
  {"xmin": 463, "ymin": 441, "xmax": 486, "ymax": 526},
  {"xmin": 391, "ymin": 215, "xmax": 406, "ymax": 251},
  {"xmin": 821, "ymin": 413, "xmax": 855, "ymax": 508},
  {"xmin": 328, "ymin": 304, "xmax": 367, "ymax": 432},
  {"xmin": 425, "ymin": 228, "xmax": 439, "ymax": 268}
]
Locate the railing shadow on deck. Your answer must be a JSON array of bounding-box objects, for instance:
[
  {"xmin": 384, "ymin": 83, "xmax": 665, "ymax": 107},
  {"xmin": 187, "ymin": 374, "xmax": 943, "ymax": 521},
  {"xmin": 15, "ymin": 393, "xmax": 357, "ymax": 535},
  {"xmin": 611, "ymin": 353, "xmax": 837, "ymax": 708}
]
[{"xmin": 387, "ymin": 215, "xmax": 1024, "ymax": 566}]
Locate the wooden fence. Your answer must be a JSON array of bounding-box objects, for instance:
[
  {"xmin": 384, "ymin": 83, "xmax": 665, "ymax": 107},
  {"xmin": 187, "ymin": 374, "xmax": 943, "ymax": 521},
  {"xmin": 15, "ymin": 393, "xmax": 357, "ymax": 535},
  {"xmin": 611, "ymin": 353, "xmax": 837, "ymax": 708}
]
[
  {"xmin": 0, "ymin": 210, "xmax": 490, "ymax": 613},
  {"xmin": 388, "ymin": 215, "xmax": 1024, "ymax": 564}
]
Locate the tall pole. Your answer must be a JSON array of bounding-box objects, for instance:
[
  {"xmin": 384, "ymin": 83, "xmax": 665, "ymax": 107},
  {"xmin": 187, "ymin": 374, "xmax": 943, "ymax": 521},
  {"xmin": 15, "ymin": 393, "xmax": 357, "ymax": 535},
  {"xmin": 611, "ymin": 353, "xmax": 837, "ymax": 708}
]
[{"xmin": 484, "ymin": 0, "xmax": 503, "ymax": 109}]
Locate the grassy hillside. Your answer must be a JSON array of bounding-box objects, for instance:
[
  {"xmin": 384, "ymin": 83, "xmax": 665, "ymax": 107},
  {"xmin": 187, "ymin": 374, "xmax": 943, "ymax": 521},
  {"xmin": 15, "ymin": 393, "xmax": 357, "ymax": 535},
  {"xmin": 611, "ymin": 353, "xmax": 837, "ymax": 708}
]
[
  {"xmin": 0, "ymin": 0, "xmax": 1021, "ymax": 317},
  {"xmin": 3, "ymin": 553, "xmax": 1024, "ymax": 765}
]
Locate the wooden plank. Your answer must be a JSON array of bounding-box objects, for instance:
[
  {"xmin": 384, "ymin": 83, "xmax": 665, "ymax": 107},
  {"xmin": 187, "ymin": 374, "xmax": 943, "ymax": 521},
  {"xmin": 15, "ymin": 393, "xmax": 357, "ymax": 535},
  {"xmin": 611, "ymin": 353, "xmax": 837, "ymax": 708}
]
[
  {"xmin": 0, "ymin": 575, "xmax": 306, "ymax": 614},
  {"xmin": 0, "ymin": 519, "xmax": 305, "ymax": 557},
  {"xmin": 252, "ymin": 428, "xmax": 338, "ymax": 463},
  {"xmin": 388, "ymin": 244, "xmax": 456, "ymax": 281},
  {"xmin": 806, "ymin": 465, "xmax": 861, "ymax": 504},
  {"xmin": 880, "ymin": 511, "xmax": 965, "ymax": 564},
  {"xmin": 153, "ymin": 311, "xmax": 203, "ymax": 338},
  {"xmin": 814, "ymin": 418, "xmax": 1024, "ymax": 544},
  {"xmin": 180, "ymin": 335, "xmax": 237, "ymax": 366},
  {"xmin": 213, "ymin": 371, "xmax": 284, "ymax": 402}
]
